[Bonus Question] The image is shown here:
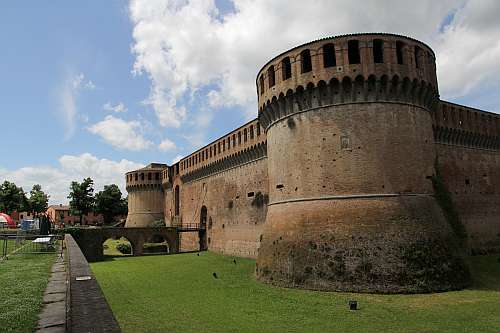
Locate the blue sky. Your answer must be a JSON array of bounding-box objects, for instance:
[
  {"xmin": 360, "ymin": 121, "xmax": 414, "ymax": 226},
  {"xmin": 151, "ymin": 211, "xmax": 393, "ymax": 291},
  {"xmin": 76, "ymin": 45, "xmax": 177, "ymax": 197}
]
[{"xmin": 0, "ymin": 0, "xmax": 499, "ymax": 203}]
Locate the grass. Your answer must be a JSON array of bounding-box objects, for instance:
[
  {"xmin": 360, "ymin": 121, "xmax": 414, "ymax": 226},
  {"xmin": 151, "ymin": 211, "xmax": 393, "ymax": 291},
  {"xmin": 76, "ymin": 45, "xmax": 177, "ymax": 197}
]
[
  {"xmin": 0, "ymin": 247, "xmax": 56, "ymax": 332},
  {"xmin": 103, "ymin": 237, "xmax": 133, "ymax": 256},
  {"xmin": 91, "ymin": 252, "xmax": 500, "ymax": 333}
]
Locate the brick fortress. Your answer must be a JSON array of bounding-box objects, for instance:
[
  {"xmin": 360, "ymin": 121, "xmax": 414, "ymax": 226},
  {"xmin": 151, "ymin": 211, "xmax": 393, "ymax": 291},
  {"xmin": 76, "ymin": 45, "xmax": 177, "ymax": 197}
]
[{"xmin": 125, "ymin": 33, "xmax": 500, "ymax": 293}]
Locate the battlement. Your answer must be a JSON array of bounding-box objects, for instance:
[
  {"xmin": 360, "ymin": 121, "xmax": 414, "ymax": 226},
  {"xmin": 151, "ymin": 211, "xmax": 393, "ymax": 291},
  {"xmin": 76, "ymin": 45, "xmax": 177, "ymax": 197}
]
[
  {"xmin": 433, "ymin": 101, "xmax": 500, "ymax": 150},
  {"xmin": 174, "ymin": 119, "xmax": 267, "ymax": 182},
  {"xmin": 125, "ymin": 163, "xmax": 167, "ymax": 191},
  {"xmin": 256, "ymin": 33, "xmax": 437, "ymax": 111}
]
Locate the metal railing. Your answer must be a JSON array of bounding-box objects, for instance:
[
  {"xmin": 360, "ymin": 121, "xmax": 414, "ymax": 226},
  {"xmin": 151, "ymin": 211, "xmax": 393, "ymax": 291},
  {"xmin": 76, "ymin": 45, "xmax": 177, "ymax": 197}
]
[
  {"xmin": 0, "ymin": 233, "xmax": 64, "ymax": 260},
  {"xmin": 172, "ymin": 223, "xmax": 204, "ymax": 231}
]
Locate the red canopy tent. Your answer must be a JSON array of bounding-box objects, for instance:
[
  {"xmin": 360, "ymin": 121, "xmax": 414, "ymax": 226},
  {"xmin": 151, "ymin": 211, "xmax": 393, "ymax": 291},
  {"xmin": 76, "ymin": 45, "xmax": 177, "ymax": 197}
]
[{"xmin": 0, "ymin": 213, "xmax": 16, "ymax": 228}]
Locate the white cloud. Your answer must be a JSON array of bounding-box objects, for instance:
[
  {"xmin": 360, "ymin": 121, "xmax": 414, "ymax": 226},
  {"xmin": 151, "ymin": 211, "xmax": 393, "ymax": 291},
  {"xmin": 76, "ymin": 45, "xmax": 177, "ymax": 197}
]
[
  {"xmin": 171, "ymin": 155, "xmax": 183, "ymax": 164},
  {"xmin": 88, "ymin": 115, "xmax": 153, "ymax": 151},
  {"xmin": 434, "ymin": 0, "xmax": 500, "ymax": 100},
  {"xmin": 129, "ymin": 0, "xmax": 478, "ymax": 130},
  {"xmin": 0, "ymin": 153, "xmax": 144, "ymax": 205},
  {"xmin": 56, "ymin": 71, "xmax": 96, "ymax": 140},
  {"xmin": 72, "ymin": 73, "xmax": 96, "ymax": 90},
  {"xmin": 158, "ymin": 138, "xmax": 177, "ymax": 152},
  {"xmin": 103, "ymin": 102, "xmax": 127, "ymax": 113}
]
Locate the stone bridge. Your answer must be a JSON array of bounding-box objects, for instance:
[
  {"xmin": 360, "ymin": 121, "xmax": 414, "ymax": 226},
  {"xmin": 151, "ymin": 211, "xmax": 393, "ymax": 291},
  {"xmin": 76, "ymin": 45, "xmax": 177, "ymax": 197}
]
[{"xmin": 71, "ymin": 227, "xmax": 180, "ymax": 262}]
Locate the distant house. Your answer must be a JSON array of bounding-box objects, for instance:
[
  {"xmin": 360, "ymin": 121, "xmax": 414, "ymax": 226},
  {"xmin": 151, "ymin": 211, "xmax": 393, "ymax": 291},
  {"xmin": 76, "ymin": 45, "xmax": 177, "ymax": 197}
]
[
  {"xmin": 11, "ymin": 211, "xmax": 35, "ymax": 223},
  {"xmin": 46, "ymin": 204, "xmax": 105, "ymax": 226}
]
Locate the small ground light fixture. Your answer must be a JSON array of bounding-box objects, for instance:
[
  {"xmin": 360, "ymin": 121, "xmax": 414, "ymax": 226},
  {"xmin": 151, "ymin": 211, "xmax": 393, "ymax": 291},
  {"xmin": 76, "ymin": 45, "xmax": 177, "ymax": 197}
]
[{"xmin": 349, "ymin": 300, "xmax": 358, "ymax": 310}]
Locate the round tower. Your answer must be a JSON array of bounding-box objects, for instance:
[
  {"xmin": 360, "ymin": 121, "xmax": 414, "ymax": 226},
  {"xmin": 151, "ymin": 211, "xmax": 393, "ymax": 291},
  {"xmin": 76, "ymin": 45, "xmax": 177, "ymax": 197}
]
[
  {"xmin": 255, "ymin": 33, "xmax": 469, "ymax": 293},
  {"xmin": 125, "ymin": 163, "xmax": 167, "ymax": 227}
]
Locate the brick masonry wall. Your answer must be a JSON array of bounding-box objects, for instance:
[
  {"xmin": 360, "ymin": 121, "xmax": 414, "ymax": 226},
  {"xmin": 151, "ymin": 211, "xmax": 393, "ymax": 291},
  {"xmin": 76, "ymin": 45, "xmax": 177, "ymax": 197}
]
[
  {"xmin": 166, "ymin": 158, "xmax": 268, "ymax": 258},
  {"xmin": 256, "ymin": 102, "xmax": 469, "ymax": 293},
  {"xmin": 436, "ymin": 144, "xmax": 500, "ymax": 252}
]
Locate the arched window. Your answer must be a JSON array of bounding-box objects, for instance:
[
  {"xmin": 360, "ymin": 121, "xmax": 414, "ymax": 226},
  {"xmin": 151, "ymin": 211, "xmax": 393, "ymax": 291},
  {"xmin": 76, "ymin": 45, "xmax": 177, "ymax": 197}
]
[
  {"xmin": 141, "ymin": 173, "xmax": 144, "ymax": 181},
  {"xmin": 323, "ymin": 43, "xmax": 336, "ymax": 68},
  {"xmin": 414, "ymin": 46, "xmax": 421, "ymax": 68},
  {"xmin": 244, "ymin": 128, "xmax": 248, "ymax": 142},
  {"xmin": 232, "ymin": 134, "xmax": 236, "ymax": 147},
  {"xmin": 348, "ymin": 40, "xmax": 360, "ymax": 64},
  {"xmin": 148, "ymin": 173, "xmax": 152, "ymax": 180},
  {"xmin": 300, "ymin": 49, "xmax": 312, "ymax": 73},
  {"xmin": 238, "ymin": 132, "xmax": 242, "ymax": 145},
  {"xmin": 222, "ymin": 140, "xmax": 225, "ymax": 151},
  {"xmin": 396, "ymin": 41, "xmax": 405, "ymax": 65},
  {"xmin": 257, "ymin": 123, "xmax": 261, "ymax": 136},
  {"xmin": 250, "ymin": 125, "xmax": 254, "ymax": 139},
  {"xmin": 209, "ymin": 147, "xmax": 212, "ymax": 158},
  {"xmin": 373, "ymin": 39, "xmax": 384, "ymax": 63},
  {"xmin": 268, "ymin": 65, "xmax": 275, "ymax": 87},
  {"xmin": 259, "ymin": 75, "xmax": 264, "ymax": 95},
  {"xmin": 218, "ymin": 142, "xmax": 221, "ymax": 154},
  {"xmin": 282, "ymin": 57, "xmax": 292, "ymax": 80}
]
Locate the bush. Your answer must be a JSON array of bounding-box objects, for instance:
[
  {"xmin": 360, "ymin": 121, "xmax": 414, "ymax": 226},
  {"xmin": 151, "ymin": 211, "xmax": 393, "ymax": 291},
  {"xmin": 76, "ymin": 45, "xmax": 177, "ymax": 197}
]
[{"xmin": 116, "ymin": 243, "xmax": 132, "ymax": 254}]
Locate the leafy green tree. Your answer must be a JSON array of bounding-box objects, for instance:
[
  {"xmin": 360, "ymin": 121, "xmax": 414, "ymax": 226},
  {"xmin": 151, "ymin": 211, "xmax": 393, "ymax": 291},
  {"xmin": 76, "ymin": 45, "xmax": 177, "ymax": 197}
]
[
  {"xmin": 28, "ymin": 184, "xmax": 49, "ymax": 217},
  {"xmin": 95, "ymin": 184, "xmax": 128, "ymax": 225},
  {"xmin": 0, "ymin": 181, "xmax": 27, "ymax": 214},
  {"xmin": 68, "ymin": 177, "xmax": 95, "ymax": 225}
]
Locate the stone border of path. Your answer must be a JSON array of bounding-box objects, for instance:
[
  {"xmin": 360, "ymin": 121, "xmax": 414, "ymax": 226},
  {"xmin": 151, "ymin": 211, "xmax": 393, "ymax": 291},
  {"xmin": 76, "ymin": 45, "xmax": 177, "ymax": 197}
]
[
  {"xmin": 36, "ymin": 250, "xmax": 67, "ymax": 333},
  {"xmin": 36, "ymin": 234, "xmax": 121, "ymax": 332}
]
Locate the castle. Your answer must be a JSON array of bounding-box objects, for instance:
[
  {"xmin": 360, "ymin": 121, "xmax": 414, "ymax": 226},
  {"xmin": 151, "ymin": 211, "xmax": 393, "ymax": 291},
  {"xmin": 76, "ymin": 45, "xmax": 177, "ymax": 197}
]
[{"xmin": 125, "ymin": 33, "xmax": 500, "ymax": 293}]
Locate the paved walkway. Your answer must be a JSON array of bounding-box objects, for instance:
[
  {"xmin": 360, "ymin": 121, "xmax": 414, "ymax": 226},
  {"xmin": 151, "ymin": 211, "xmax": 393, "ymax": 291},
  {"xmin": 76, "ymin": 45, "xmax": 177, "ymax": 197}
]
[{"xmin": 36, "ymin": 253, "xmax": 67, "ymax": 333}]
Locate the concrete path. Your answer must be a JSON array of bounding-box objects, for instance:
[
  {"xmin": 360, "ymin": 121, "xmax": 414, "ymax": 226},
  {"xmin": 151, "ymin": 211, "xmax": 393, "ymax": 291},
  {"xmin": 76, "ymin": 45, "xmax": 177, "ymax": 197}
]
[{"xmin": 36, "ymin": 253, "xmax": 67, "ymax": 333}]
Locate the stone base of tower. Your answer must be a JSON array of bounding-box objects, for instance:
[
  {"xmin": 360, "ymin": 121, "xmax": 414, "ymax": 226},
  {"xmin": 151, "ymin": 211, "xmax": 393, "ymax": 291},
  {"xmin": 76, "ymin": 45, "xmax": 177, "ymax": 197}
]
[
  {"xmin": 125, "ymin": 212, "xmax": 164, "ymax": 228},
  {"xmin": 256, "ymin": 195, "xmax": 470, "ymax": 293}
]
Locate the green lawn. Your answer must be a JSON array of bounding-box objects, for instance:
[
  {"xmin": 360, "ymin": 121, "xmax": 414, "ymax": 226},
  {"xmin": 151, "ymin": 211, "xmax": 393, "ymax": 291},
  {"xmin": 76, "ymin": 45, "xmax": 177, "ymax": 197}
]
[
  {"xmin": 0, "ymin": 251, "xmax": 56, "ymax": 332},
  {"xmin": 91, "ymin": 252, "xmax": 500, "ymax": 333},
  {"xmin": 103, "ymin": 237, "xmax": 133, "ymax": 256}
]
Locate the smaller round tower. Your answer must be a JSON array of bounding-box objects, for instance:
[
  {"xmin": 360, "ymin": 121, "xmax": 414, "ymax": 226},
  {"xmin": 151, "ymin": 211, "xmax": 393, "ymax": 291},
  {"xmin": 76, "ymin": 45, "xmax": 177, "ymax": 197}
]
[{"xmin": 125, "ymin": 163, "xmax": 167, "ymax": 227}]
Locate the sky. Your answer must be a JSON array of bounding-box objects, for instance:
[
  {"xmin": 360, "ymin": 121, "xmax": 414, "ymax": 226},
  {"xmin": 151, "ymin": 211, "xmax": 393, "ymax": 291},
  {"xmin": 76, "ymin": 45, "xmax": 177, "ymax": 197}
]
[{"xmin": 0, "ymin": 0, "xmax": 499, "ymax": 204}]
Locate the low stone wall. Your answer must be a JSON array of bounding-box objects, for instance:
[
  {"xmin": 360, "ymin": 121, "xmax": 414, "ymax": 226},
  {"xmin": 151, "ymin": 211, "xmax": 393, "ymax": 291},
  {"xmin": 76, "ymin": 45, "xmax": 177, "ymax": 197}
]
[{"xmin": 65, "ymin": 234, "xmax": 121, "ymax": 332}]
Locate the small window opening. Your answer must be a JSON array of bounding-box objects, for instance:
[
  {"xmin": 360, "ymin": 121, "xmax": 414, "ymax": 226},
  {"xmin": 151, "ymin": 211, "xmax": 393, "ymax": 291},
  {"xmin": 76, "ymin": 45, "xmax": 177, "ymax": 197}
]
[
  {"xmin": 373, "ymin": 39, "xmax": 384, "ymax": 63},
  {"xmin": 148, "ymin": 173, "xmax": 152, "ymax": 180},
  {"xmin": 247, "ymin": 192, "xmax": 255, "ymax": 197},
  {"xmin": 268, "ymin": 65, "xmax": 275, "ymax": 87},
  {"xmin": 348, "ymin": 40, "xmax": 360, "ymax": 64},
  {"xmin": 414, "ymin": 46, "xmax": 421, "ymax": 68},
  {"xmin": 282, "ymin": 57, "xmax": 292, "ymax": 80},
  {"xmin": 396, "ymin": 41, "xmax": 405, "ymax": 65},
  {"xmin": 259, "ymin": 75, "xmax": 264, "ymax": 95},
  {"xmin": 323, "ymin": 43, "xmax": 336, "ymax": 68},
  {"xmin": 300, "ymin": 49, "xmax": 312, "ymax": 73},
  {"xmin": 276, "ymin": 184, "xmax": 284, "ymax": 189}
]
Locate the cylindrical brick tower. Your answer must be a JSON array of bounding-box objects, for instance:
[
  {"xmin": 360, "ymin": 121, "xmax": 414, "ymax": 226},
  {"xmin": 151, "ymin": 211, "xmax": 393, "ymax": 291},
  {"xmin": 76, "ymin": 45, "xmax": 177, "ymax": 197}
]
[
  {"xmin": 125, "ymin": 163, "xmax": 167, "ymax": 227},
  {"xmin": 255, "ymin": 33, "xmax": 469, "ymax": 293}
]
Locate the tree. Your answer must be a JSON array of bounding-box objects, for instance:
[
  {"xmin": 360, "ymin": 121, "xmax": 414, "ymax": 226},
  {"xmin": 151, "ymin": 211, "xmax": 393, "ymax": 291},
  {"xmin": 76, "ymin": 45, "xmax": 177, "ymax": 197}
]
[
  {"xmin": 28, "ymin": 184, "xmax": 49, "ymax": 217},
  {"xmin": 68, "ymin": 177, "xmax": 95, "ymax": 225},
  {"xmin": 95, "ymin": 184, "xmax": 128, "ymax": 225},
  {"xmin": 0, "ymin": 181, "xmax": 27, "ymax": 214}
]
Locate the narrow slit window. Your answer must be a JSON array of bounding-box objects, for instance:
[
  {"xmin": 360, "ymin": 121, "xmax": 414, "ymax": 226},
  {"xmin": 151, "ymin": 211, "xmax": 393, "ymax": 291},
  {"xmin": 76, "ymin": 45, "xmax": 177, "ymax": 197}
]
[
  {"xmin": 259, "ymin": 75, "xmax": 264, "ymax": 95},
  {"xmin": 348, "ymin": 40, "xmax": 360, "ymax": 64},
  {"xmin": 373, "ymin": 39, "xmax": 384, "ymax": 63},
  {"xmin": 323, "ymin": 43, "xmax": 336, "ymax": 68},
  {"xmin": 282, "ymin": 57, "xmax": 292, "ymax": 80},
  {"xmin": 300, "ymin": 49, "xmax": 312, "ymax": 73}
]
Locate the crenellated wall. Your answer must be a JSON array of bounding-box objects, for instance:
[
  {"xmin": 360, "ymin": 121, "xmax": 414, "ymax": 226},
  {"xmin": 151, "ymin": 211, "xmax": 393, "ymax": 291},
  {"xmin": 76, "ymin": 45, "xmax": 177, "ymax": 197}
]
[{"xmin": 164, "ymin": 156, "xmax": 268, "ymax": 258}]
